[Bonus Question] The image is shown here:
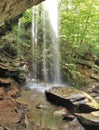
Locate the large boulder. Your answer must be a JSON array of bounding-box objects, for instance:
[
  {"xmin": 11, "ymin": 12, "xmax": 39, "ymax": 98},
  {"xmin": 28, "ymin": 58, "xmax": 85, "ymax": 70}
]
[
  {"xmin": 45, "ymin": 87, "xmax": 99, "ymax": 128},
  {"xmin": 45, "ymin": 87, "xmax": 99, "ymax": 113}
]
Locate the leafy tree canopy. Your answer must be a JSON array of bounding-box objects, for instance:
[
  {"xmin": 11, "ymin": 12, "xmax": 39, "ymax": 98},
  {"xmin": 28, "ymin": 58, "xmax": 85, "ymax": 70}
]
[{"xmin": 59, "ymin": 0, "xmax": 99, "ymax": 56}]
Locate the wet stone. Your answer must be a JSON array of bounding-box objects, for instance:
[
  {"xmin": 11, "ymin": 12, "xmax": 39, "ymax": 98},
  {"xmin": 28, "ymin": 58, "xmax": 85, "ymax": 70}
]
[
  {"xmin": 45, "ymin": 86, "xmax": 99, "ymax": 129},
  {"xmin": 75, "ymin": 111, "xmax": 99, "ymax": 127},
  {"xmin": 45, "ymin": 87, "xmax": 99, "ymax": 113},
  {"xmin": 36, "ymin": 103, "xmax": 49, "ymax": 109},
  {"xmin": 53, "ymin": 107, "xmax": 69, "ymax": 116}
]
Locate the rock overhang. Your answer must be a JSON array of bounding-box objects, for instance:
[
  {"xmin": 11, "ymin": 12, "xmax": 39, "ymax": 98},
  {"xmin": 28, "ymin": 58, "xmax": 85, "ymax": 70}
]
[{"xmin": 0, "ymin": 0, "xmax": 45, "ymax": 25}]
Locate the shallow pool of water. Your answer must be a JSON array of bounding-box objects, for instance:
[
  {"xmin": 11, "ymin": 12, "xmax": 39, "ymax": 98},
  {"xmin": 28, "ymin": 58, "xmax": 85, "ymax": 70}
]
[{"xmin": 19, "ymin": 82, "xmax": 85, "ymax": 130}]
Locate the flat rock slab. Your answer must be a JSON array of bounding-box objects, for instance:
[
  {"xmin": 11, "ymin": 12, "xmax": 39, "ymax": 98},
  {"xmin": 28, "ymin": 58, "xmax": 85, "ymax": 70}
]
[
  {"xmin": 45, "ymin": 87, "xmax": 99, "ymax": 113},
  {"xmin": 75, "ymin": 111, "xmax": 99, "ymax": 126},
  {"xmin": 45, "ymin": 87, "xmax": 99, "ymax": 128}
]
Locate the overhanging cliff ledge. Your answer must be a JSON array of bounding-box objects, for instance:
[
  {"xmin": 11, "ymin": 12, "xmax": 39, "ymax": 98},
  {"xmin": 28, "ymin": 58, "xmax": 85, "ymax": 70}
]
[{"xmin": 0, "ymin": 0, "xmax": 45, "ymax": 24}]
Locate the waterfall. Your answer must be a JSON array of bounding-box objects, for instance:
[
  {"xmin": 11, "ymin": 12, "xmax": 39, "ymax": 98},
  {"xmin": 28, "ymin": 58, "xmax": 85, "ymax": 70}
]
[
  {"xmin": 27, "ymin": 1, "xmax": 63, "ymax": 91},
  {"xmin": 32, "ymin": 7, "xmax": 39, "ymax": 81},
  {"xmin": 17, "ymin": 19, "xmax": 21, "ymax": 58},
  {"xmin": 31, "ymin": 0, "xmax": 61, "ymax": 85},
  {"xmin": 42, "ymin": 8, "xmax": 49, "ymax": 83},
  {"xmin": 43, "ymin": 0, "xmax": 61, "ymax": 84},
  {"xmin": 18, "ymin": 19, "xmax": 21, "ymax": 41}
]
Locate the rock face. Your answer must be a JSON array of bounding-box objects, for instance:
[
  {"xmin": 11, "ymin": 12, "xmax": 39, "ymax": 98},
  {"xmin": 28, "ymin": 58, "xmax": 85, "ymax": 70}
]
[
  {"xmin": 0, "ymin": 34, "xmax": 29, "ymax": 100},
  {"xmin": 0, "ymin": 0, "xmax": 44, "ymax": 24},
  {"xmin": 0, "ymin": 35, "xmax": 30, "ymax": 129},
  {"xmin": 0, "ymin": 42, "xmax": 27, "ymax": 85},
  {"xmin": 45, "ymin": 87, "xmax": 99, "ymax": 129}
]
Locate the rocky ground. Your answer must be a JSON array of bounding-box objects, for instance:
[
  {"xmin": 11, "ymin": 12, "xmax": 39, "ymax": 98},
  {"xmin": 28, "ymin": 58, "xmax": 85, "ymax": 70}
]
[
  {"xmin": 0, "ymin": 86, "xmax": 85, "ymax": 130},
  {"xmin": 45, "ymin": 86, "xmax": 99, "ymax": 130},
  {"xmin": 0, "ymin": 83, "xmax": 99, "ymax": 130}
]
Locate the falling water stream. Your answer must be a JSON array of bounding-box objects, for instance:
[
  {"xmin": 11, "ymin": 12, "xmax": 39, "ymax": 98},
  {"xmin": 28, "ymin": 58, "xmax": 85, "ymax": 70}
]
[
  {"xmin": 29, "ymin": 0, "xmax": 62, "ymax": 91},
  {"xmin": 17, "ymin": 18, "xmax": 22, "ymax": 59},
  {"xmin": 42, "ymin": 9, "xmax": 49, "ymax": 83},
  {"xmin": 30, "ymin": 0, "xmax": 62, "ymax": 91},
  {"xmin": 32, "ymin": 7, "xmax": 39, "ymax": 81},
  {"xmin": 43, "ymin": 0, "xmax": 61, "ymax": 85}
]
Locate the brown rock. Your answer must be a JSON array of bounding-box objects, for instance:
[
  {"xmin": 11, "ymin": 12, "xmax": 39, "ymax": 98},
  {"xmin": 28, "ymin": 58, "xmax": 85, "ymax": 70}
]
[
  {"xmin": 75, "ymin": 111, "xmax": 99, "ymax": 126},
  {"xmin": 0, "ymin": 109, "xmax": 20, "ymax": 123},
  {"xmin": 0, "ymin": 78, "xmax": 11, "ymax": 84},
  {"xmin": 45, "ymin": 87, "xmax": 99, "ymax": 128},
  {"xmin": 36, "ymin": 102, "xmax": 49, "ymax": 109},
  {"xmin": 16, "ymin": 98, "xmax": 28, "ymax": 106},
  {"xmin": 7, "ymin": 85, "xmax": 19, "ymax": 98},
  {"xmin": 45, "ymin": 87, "xmax": 99, "ymax": 113},
  {"xmin": 0, "ymin": 87, "xmax": 5, "ymax": 99},
  {"xmin": 53, "ymin": 107, "xmax": 69, "ymax": 116},
  {"xmin": 0, "ymin": 0, "xmax": 44, "ymax": 24}
]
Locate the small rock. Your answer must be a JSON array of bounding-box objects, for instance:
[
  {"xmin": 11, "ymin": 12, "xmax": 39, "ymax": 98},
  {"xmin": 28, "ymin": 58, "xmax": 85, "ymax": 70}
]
[
  {"xmin": 89, "ymin": 92, "xmax": 97, "ymax": 97},
  {"xmin": 53, "ymin": 108, "xmax": 68, "ymax": 116},
  {"xmin": 36, "ymin": 103, "xmax": 48, "ymax": 109},
  {"xmin": 24, "ymin": 115, "xmax": 29, "ymax": 130},
  {"xmin": 16, "ymin": 98, "xmax": 29, "ymax": 107},
  {"xmin": 91, "ymin": 85, "xmax": 99, "ymax": 93},
  {"xmin": 63, "ymin": 115, "xmax": 75, "ymax": 121},
  {"xmin": 23, "ymin": 87, "xmax": 31, "ymax": 91},
  {"xmin": 95, "ymin": 97, "xmax": 99, "ymax": 103}
]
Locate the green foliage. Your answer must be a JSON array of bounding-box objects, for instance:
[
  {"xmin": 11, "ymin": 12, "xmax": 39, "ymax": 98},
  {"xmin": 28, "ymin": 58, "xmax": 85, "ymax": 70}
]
[
  {"xmin": 60, "ymin": 0, "xmax": 99, "ymax": 49},
  {"xmin": 12, "ymin": 25, "xmax": 18, "ymax": 36},
  {"xmin": 59, "ymin": 0, "xmax": 99, "ymax": 86},
  {"xmin": 21, "ymin": 9, "xmax": 32, "ymax": 25},
  {"xmin": 62, "ymin": 63, "xmax": 85, "ymax": 87}
]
